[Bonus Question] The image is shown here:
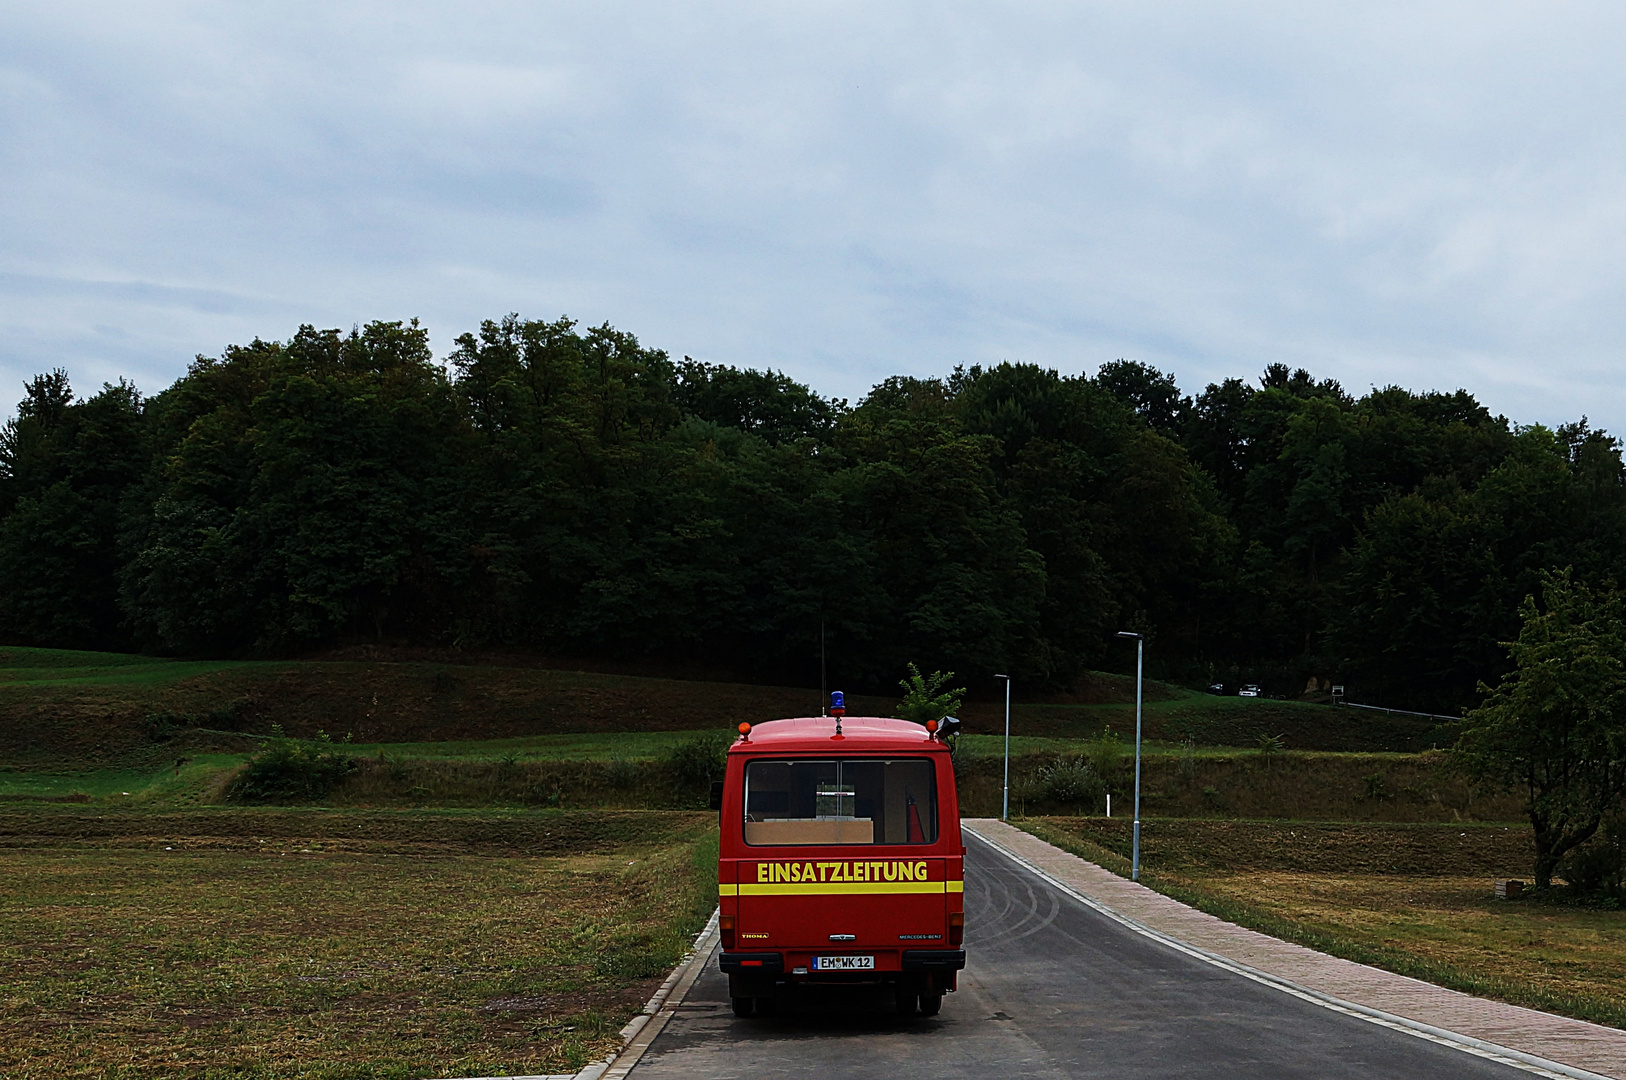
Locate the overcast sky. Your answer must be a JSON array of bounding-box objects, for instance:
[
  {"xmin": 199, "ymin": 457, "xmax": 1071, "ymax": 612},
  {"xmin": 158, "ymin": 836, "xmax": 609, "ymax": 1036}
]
[{"xmin": 4, "ymin": 2, "xmax": 1625, "ymax": 431}]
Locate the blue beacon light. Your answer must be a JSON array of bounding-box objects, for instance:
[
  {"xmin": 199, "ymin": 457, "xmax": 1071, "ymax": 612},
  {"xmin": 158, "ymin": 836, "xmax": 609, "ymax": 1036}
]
[{"xmin": 830, "ymin": 691, "xmax": 846, "ymax": 716}]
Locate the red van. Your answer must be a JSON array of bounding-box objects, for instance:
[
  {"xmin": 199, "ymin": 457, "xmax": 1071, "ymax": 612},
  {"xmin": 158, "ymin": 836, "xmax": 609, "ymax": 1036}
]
[{"xmin": 715, "ymin": 712, "xmax": 965, "ymax": 1017}]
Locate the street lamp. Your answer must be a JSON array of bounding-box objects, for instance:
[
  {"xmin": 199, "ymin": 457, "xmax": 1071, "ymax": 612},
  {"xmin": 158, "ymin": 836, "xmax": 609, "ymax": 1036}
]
[
  {"xmin": 995, "ymin": 674, "xmax": 1011, "ymax": 821},
  {"xmin": 1116, "ymin": 631, "xmax": 1144, "ymax": 882}
]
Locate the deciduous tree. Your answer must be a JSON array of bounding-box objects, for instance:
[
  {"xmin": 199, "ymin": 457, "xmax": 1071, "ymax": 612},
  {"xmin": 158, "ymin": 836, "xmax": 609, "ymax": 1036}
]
[{"xmin": 1455, "ymin": 571, "xmax": 1626, "ymax": 886}]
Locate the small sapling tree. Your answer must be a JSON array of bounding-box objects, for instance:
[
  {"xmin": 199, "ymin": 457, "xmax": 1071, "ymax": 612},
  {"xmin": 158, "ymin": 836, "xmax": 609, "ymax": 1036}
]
[
  {"xmin": 896, "ymin": 663, "xmax": 966, "ymax": 727},
  {"xmin": 1454, "ymin": 571, "xmax": 1626, "ymax": 887}
]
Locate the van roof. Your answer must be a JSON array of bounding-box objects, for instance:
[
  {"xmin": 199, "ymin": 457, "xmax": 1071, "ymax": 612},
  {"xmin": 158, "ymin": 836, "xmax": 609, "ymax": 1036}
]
[{"xmin": 728, "ymin": 715, "xmax": 943, "ymax": 753}]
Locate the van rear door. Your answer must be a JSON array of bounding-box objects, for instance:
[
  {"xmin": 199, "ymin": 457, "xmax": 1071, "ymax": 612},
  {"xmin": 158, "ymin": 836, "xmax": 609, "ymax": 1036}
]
[{"xmin": 734, "ymin": 757, "xmax": 947, "ymax": 957}]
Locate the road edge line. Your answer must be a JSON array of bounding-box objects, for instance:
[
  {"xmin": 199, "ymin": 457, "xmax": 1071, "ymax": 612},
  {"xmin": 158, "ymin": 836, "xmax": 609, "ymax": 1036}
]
[
  {"xmin": 576, "ymin": 907, "xmax": 720, "ymax": 1080},
  {"xmin": 963, "ymin": 824, "xmax": 1614, "ymax": 1080}
]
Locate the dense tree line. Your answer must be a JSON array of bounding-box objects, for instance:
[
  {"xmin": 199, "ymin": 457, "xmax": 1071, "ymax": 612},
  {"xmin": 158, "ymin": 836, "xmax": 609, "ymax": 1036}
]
[{"xmin": 2, "ymin": 314, "xmax": 1623, "ymax": 710}]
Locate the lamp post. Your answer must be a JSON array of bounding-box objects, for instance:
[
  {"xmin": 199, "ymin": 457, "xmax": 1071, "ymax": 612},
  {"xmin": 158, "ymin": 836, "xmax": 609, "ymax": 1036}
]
[
  {"xmin": 1115, "ymin": 632, "xmax": 1144, "ymax": 882},
  {"xmin": 995, "ymin": 674, "xmax": 1011, "ymax": 820}
]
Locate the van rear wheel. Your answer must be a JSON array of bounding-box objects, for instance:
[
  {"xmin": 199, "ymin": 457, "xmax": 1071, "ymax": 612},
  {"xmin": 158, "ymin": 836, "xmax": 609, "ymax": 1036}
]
[
  {"xmin": 730, "ymin": 996, "xmax": 755, "ymax": 1018},
  {"xmin": 919, "ymin": 991, "xmax": 943, "ymax": 1016}
]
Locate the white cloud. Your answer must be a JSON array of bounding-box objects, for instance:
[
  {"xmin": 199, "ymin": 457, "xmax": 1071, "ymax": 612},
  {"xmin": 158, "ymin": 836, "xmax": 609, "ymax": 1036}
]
[{"xmin": 1, "ymin": 0, "xmax": 1624, "ymax": 431}]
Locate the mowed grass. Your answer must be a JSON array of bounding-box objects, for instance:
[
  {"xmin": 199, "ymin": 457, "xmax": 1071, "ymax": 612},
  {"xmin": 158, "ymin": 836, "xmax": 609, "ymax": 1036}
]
[
  {"xmin": 0, "ymin": 809, "xmax": 718, "ymax": 1080},
  {"xmin": 1023, "ymin": 817, "xmax": 1626, "ymax": 1030},
  {"xmin": 0, "ymin": 755, "xmax": 252, "ymax": 803}
]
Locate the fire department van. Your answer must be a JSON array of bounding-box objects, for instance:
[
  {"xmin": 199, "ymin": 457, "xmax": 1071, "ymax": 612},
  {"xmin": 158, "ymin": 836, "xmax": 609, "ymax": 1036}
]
[{"xmin": 713, "ymin": 698, "xmax": 965, "ymax": 1018}]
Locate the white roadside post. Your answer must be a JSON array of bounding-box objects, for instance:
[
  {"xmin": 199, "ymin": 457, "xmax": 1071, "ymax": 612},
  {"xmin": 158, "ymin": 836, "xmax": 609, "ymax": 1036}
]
[
  {"xmin": 1115, "ymin": 631, "xmax": 1144, "ymax": 882},
  {"xmin": 995, "ymin": 674, "xmax": 1012, "ymax": 820}
]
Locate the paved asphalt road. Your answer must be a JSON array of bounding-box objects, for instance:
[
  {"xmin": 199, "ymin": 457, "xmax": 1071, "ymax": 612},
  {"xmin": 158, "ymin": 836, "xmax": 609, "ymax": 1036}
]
[{"xmin": 628, "ymin": 830, "xmax": 1542, "ymax": 1079}]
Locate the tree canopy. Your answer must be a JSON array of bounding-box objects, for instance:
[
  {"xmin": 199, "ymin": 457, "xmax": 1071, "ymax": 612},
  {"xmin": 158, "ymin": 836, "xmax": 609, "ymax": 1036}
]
[
  {"xmin": 1454, "ymin": 572, "xmax": 1626, "ymax": 886},
  {"xmin": 2, "ymin": 315, "xmax": 1623, "ymax": 709}
]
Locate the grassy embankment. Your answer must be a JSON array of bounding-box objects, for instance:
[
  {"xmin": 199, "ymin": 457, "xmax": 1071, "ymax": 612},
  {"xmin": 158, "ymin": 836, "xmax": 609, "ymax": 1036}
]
[
  {"xmin": 1021, "ymin": 817, "xmax": 1626, "ymax": 1031},
  {"xmin": 954, "ymin": 745, "xmax": 1524, "ymax": 822},
  {"xmin": 0, "ymin": 646, "xmax": 1477, "ymax": 818},
  {"xmin": 0, "ymin": 645, "xmax": 1438, "ymax": 770},
  {"xmin": 0, "ymin": 808, "xmax": 717, "ymax": 1080}
]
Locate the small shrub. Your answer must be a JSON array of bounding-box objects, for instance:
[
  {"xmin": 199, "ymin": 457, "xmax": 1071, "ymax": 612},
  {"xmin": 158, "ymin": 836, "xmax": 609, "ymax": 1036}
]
[
  {"xmin": 526, "ymin": 779, "xmax": 564, "ymax": 807},
  {"xmin": 1177, "ymin": 739, "xmax": 1198, "ymax": 781},
  {"xmin": 1559, "ymin": 817, "xmax": 1624, "ymax": 903},
  {"xmin": 1363, "ymin": 773, "xmax": 1389, "ymax": 800},
  {"xmin": 228, "ymin": 725, "xmax": 356, "ymax": 803},
  {"xmin": 1257, "ymin": 732, "xmax": 1286, "ymax": 755},
  {"xmin": 1037, "ymin": 757, "xmax": 1106, "ymax": 808},
  {"xmin": 665, "ymin": 732, "xmax": 732, "ymax": 794},
  {"xmin": 145, "ymin": 712, "xmax": 185, "ymax": 743},
  {"xmin": 605, "ymin": 758, "xmax": 642, "ymax": 790},
  {"xmin": 203, "ymin": 699, "xmax": 251, "ymax": 731},
  {"xmin": 1085, "ymin": 727, "xmax": 1125, "ymax": 780}
]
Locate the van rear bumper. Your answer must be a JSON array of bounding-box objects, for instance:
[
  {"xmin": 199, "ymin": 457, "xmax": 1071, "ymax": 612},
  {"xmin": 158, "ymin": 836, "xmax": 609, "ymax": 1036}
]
[
  {"xmin": 721, "ymin": 950, "xmax": 964, "ymax": 975},
  {"xmin": 719, "ymin": 952, "xmax": 785, "ymax": 973},
  {"xmin": 901, "ymin": 949, "xmax": 966, "ymax": 971}
]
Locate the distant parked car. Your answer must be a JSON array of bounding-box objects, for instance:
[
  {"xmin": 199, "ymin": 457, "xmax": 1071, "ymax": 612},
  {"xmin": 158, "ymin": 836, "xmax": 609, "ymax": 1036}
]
[
  {"xmin": 1206, "ymin": 682, "xmax": 1228, "ymax": 695},
  {"xmin": 1239, "ymin": 684, "xmax": 1262, "ymax": 697}
]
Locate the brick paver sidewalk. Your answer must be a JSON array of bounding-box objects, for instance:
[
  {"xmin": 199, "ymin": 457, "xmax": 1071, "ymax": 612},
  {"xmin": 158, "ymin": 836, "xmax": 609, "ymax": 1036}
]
[{"xmin": 963, "ymin": 818, "xmax": 1626, "ymax": 1079}]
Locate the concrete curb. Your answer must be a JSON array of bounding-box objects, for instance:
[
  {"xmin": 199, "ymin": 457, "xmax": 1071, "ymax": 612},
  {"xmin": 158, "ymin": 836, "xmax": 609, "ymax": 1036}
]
[
  {"xmin": 424, "ymin": 909, "xmax": 720, "ymax": 1080},
  {"xmin": 964, "ymin": 822, "xmax": 1614, "ymax": 1080},
  {"xmin": 579, "ymin": 907, "xmax": 720, "ymax": 1080}
]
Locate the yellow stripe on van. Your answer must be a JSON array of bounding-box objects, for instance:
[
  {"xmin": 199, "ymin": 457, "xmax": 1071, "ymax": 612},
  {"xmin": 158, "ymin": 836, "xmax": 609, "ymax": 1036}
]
[
  {"xmin": 736, "ymin": 881, "xmax": 948, "ymax": 896},
  {"xmin": 718, "ymin": 884, "xmax": 739, "ymax": 896},
  {"xmin": 946, "ymin": 880, "xmax": 964, "ymax": 893}
]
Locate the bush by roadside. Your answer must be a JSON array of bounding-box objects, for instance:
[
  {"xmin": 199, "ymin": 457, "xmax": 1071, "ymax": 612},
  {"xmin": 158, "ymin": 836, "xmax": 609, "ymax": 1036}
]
[{"xmin": 225, "ymin": 726, "xmax": 356, "ymax": 803}]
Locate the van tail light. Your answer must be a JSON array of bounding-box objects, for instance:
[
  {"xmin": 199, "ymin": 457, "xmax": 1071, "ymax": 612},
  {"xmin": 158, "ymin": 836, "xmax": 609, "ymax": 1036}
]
[
  {"xmin": 720, "ymin": 914, "xmax": 736, "ymax": 950},
  {"xmin": 948, "ymin": 911, "xmax": 964, "ymax": 947}
]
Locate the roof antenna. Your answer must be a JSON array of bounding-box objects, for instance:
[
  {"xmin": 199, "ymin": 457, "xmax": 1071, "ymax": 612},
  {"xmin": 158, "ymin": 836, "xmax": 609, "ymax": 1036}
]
[{"xmin": 830, "ymin": 691, "xmax": 845, "ymax": 737}]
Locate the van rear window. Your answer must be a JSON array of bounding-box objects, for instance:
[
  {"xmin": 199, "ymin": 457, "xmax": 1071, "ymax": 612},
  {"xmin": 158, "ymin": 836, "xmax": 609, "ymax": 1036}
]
[{"xmin": 742, "ymin": 759, "xmax": 937, "ymax": 846}]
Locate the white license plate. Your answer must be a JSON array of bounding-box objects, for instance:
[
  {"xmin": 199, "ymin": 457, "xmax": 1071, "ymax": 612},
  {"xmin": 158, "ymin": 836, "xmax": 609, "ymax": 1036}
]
[{"xmin": 811, "ymin": 955, "xmax": 874, "ymax": 971}]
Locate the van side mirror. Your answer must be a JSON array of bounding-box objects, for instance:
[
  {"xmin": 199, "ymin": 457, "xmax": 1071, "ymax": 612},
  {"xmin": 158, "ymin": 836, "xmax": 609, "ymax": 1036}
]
[
  {"xmin": 709, "ymin": 780, "xmax": 725, "ymax": 811},
  {"xmin": 938, "ymin": 715, "xmax": 962, "ymax": 741}
]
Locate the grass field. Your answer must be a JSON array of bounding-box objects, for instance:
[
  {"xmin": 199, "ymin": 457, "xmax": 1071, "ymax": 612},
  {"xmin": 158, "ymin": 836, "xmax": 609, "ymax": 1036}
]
[
  {"xmin": 0, "ymin": 646, "xmax": 1439, "ymax": 776},
  {"xmin": 1023, "ymin": 817, "xmax": 1626, "ymax": 1030},
  {"xmin": 0, "ymin": 641, "xmax": 1606, "ymax": 1076},
  {"xmin": 0, "ymin": 729, "xmax": 1525, "ymax": 822},
  {"xmin": 0, "ymin": 808, "xmax": 717, "ymax": 1080}
]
